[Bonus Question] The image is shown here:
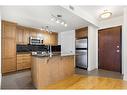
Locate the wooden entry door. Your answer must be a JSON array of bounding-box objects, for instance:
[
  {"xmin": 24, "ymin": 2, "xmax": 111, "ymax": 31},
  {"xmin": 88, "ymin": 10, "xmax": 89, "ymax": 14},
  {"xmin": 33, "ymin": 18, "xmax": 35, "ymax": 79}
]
[{"xmin": 98, "ymin": 26, "xmax": 121, "ymax": 72}]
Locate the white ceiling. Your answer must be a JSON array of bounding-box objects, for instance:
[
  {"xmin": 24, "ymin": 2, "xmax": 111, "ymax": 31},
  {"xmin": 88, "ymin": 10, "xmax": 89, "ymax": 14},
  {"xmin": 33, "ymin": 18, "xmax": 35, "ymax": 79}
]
[
  {"xmin": 1, "ymin": 6, "xmax": 89, "ymax": 32},
  {"xmin": 1, "ymin": 6, "xmax": 125, "ymax": 32},
  {"xmin": 80, "ymin": 6, "xmax": 125, "ymax": 21}
]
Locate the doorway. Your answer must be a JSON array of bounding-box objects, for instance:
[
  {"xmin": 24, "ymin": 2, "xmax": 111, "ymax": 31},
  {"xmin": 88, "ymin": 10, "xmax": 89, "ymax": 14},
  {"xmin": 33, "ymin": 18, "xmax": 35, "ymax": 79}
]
[{"xmin": 98, "ymin": 26, "xmax": 122, "ymax": 73}]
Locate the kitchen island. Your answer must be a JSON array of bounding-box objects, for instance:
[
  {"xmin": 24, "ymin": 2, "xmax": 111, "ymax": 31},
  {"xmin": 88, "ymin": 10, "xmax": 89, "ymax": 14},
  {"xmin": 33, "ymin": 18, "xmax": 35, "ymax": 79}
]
[{"xmin": 31, "ymin": 53, "xmax": 75, "ymax": 89}]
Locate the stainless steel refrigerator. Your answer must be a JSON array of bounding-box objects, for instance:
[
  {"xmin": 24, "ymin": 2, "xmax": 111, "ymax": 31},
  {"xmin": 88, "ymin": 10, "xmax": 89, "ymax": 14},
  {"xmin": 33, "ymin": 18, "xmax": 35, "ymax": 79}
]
[{"xmin": 76, "ymin": 38, "xmax": 88, "ymax": 69}]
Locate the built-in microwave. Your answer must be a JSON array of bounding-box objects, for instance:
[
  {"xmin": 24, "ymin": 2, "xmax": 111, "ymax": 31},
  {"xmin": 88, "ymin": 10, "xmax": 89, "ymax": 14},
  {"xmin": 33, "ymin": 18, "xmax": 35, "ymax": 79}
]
[{"xmin": 29, "ymin": 37, "xmax": 43, "ymax": 45}]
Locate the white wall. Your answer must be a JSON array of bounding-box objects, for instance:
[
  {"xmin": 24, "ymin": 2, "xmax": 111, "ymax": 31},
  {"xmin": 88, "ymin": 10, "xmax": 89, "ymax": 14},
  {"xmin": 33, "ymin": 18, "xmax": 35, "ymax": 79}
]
[
  {"xmin": 98, "ymin": 16, "xmax": 123, "ymax": 29},
  {"xmin": 123, "ymin": 8, "xmax": 127, "ymax": 81},
  {"xmin": 88, "ymin": 25, "xmax": 98, "ymax": 71},
  {"xmin": 60, "ymin": 30, "xmax": 75, "ymax": 56}
]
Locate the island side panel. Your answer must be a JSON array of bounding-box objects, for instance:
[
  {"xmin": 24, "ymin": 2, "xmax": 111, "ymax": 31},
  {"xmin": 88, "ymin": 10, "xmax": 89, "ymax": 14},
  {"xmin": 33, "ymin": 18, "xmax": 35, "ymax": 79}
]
[{"xmin": 31, "ymin": 55, "xmax": 75, "ymax": 89}]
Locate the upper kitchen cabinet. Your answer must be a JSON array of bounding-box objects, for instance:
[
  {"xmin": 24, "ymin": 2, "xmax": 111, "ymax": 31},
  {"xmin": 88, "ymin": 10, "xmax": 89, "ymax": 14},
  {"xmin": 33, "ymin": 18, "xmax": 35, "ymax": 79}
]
[
  {"xmin": 16, "ymin": 26, "xmax": 30, "ymax": 45},
  {"xmin": 23, "ymin": 28, "xmax": 30, "ymax": 44},
  {"xmin": 2, "ymin": 20, "xmax": 16, "ymax": 39},
  {"xmin": 16, "ymin": 26, "xmax": 24, "ymax": 44},
  {"xmin": 37, "ymin": 30, "xmax": 44, "ymax": 39},
  {"xmin": 43, "ymin": 32, "xmax": 50, "ymax": 45},
  {"xmin": 29, "ymin": 28, "xmax": 37, "ymax": 37},
  {"xmin": 50, "ymin": 32, "xmax": 58, "ymax": 46},
  {"xmin": 43, "ymin": 31, "xmax": 58, "ymax": 46},
  {"xmin": 76, "ymin": 27, "xmax": 88, "ymax": 39},
  {"xmin": 16, "ymin": 23, "xmax": 58, "ymax": 45},
  {"xmin": 61, "ymin": 30, "xmax": 75, "ymax": 56}
]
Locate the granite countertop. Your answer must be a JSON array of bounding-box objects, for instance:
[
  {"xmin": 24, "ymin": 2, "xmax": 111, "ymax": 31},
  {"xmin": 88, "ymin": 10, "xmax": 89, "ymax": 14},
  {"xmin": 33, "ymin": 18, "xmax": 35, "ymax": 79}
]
[
  {"xmin": 32, "ymin": 52, "xmax": 61, "ymax": 57},
  {"xmin": 17, "ymin": 52, "xmax": 32, "ymax": 54}
]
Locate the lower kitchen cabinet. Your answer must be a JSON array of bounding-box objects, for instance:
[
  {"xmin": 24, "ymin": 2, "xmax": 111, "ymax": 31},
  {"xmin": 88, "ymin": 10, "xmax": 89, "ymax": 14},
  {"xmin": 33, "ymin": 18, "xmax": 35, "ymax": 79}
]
[
  {"xmin": 2, "ymin": 57, "xmax": 16, "ymax": 73},
  {"xmin": 17, "ymin": 53, "xmax": 31, "ymax": 70},
  {"xmin": 31, "ymin": 55, "xmax": 75, "ymax": 89}
]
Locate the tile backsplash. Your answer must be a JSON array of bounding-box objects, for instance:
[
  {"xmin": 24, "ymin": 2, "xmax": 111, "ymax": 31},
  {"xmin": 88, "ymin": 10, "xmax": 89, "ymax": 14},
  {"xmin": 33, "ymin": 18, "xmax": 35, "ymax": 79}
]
[
  {"xmin": 16, "ymin": 44, "xmax": 61, "ymax": 52},
  {"xmin": 16, "ymin": 44, "xmax": 48, "ymax": 52}
]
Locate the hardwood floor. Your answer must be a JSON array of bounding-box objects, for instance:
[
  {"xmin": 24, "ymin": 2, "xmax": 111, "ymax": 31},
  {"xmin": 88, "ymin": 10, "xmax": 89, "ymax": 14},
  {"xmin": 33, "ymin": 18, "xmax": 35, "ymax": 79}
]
[{"xmin": 45, "ymin": 74, "xmax": 127, "ymax": 89}]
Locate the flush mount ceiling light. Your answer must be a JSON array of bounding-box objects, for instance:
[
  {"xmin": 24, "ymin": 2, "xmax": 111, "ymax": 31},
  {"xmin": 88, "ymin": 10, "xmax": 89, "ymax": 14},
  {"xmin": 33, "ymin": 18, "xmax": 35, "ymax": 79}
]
[
  {"xmin": 100, "ymin": 10, "xmax": 112, "ymax": 19},
  {"xmin": 50, "ymin": 14, "xmax": 67, "ymax": 27}
]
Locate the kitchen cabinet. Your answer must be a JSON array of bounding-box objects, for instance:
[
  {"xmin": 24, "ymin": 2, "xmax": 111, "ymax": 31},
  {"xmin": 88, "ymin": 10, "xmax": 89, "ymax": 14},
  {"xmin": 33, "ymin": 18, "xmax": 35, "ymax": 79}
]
[
  {"xmin": 76, "ymin": 27, "xmax": 88, "ymax": 39},
  {"xmin": 61, "ymin": 30, "xmax": 75, "ymax": 56},
  {"xmin": 50, "ymin": 33, "xmax": 58, "ymax": 46},
  {"xmin": 29, "ymin": 29, "xmax": 37, "ymax": 37},
  {"xmin": 37, "ymin": 31, "xmax": 43, "ymax": 38},
  {"xmin": 16, "ymin": 26, "xmax": 30, "ymax": 44},
  {"xmin": 2, "ymin": 21, "xmax": 17, "ymax": 74},
  {"xmin": 23, "ymin": 28, "xmax": 30, "ymax": 44},
  {"xmin": 17, "ymin": 53, "xmax": 31, "ymax": 70},
  {"xmin": 2, "ymin": 58, "xmax": 16, "ymax": 73},
  {"xmin": 16, "ymin": 26, "xmax": 24, "ymax": 44},
  {"xmin": 43, "ymin": 32, "xmax": 58, "ymax": 46},
  {"xmin": 2, "ymin": 38, "xmax": 16, "ymax": 58},
  {"xmin": 31, "ymin": 55, "xmax": 74, "ymax": 89},
  {"xmin": 16, "ymin": 24, "xmax": 58, "ymax": 45},
  {"xmin": 43, "ymin": 32, "xmax": 50, "ymax": 45},
  {"xmin": 2, "ymin": 21, "xmax": 16, "ymax": 39}
]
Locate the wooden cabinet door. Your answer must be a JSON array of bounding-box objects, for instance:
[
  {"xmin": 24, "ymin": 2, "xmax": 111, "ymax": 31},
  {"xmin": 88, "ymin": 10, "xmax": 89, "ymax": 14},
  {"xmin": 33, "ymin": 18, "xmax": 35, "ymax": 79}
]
[
  {"xmin": 17, "ymin": 54, "xmax": 31, "ymax": 70},
  {"xmin": 37, "ymin": 31, "xmax": 43, "ymax": 38},
  {"xmin": 2, "ymin": 58, "xmax": 16, "ymax": 73},
  {"xmin": 23, "ymin": 28, "xmax": 30, "ymax": 44},
  {"xmin": 16, "ymin": 26, "xmax": 24, "ymax": 44},
  {"xmin": 2, "ymin": 38, "xmax": 16, "ymax": 58},
  {"xmin": 2, "ymin": 21, "xmax": 16, "ymax": 39},
  {"xmin": 43, "ymin": 32, "xmax": 50, "ymax": 45},
  {"xmin": 50, "ymin": 33, "xmax": 58, "ymax": 46},
  {"xmin": 76, "ymin": 27, "xmax": 88, "ymax": 39},
  {"xmin": 29, "ymin": 29, "xmax": 37, "ymax": 37}
]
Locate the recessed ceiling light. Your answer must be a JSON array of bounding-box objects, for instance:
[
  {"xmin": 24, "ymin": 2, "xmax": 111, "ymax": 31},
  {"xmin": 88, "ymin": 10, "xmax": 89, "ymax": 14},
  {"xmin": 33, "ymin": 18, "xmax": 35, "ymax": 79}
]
[{"xmin": 100, "ymin": 10, "xmax": 112, "ymax": 19}]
